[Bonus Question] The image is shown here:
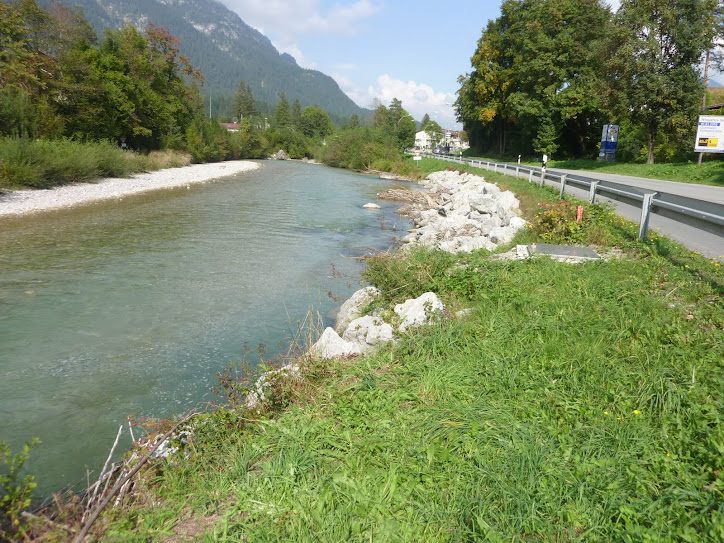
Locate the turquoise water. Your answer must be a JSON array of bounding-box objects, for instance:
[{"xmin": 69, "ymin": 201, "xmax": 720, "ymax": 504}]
[{"xmin": 0, "ymin": 161, "xmax": 413, "ymax": 496}]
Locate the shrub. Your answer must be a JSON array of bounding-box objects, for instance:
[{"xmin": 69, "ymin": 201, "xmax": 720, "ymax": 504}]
[
  {"xmin": 1, "ymin": 439, "xmax": 39, "ymax": 540},
  {"xmin": 529, "ymin": 200, "xmax": 586, "ymax": 243}
]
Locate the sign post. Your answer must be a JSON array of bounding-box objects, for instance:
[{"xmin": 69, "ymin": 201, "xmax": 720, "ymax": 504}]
[{"xmin": 694, "ymin": 116, "xmax": 724, "ymax": 154}]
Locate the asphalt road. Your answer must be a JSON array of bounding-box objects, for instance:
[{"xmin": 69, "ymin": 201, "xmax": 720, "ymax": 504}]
[{"xmin": 531, "ymin": 166, "xmax": 724, "ymax": 262}]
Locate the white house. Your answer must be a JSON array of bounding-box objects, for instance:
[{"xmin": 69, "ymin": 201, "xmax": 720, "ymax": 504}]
[{"xmin": 414, "ymin": 130, "xmax": 430, "ymax": 149}]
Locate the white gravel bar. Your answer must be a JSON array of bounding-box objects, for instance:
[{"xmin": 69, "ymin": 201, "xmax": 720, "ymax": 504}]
[{"xmin": 0, "ymin": 160, "xmax": 261, "ymax": 217}]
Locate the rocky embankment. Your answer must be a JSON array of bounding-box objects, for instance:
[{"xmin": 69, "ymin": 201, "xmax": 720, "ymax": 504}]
[
  {"xmin": 381, "ymin": 169, "xmax": 527, "ymax": 253},
  {"xmin": 302, "ymin": 168, "xmax": 527, "ymax": 361}
]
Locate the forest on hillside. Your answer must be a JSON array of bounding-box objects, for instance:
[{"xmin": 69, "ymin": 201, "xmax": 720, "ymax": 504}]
[{"xmin": 36, "ymin": 0, "xmax": 369, "ymax": 119}]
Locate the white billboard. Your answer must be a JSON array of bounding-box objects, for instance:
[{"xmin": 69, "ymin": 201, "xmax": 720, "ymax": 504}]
[{"xmin": 694, "ymin": 115, "xmax": 724, "ymax": 153}]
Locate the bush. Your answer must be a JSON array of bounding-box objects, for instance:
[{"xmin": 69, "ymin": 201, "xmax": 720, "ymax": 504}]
[
  {"xmin": 529, "ymin": 200, "xmax": 586, "ymax": 243},
  {"xmin": 0, "ymin": 137, "xmax": 193, "ymax": 189},
  {"xmin": 1, "ymin": 439, "xmax": 39, "ymax": 540}
]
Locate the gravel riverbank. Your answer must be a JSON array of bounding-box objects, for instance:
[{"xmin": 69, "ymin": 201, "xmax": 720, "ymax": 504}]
[{"xmin": 0, "ymin": 160, "xmax": 261, "ymax": 217}]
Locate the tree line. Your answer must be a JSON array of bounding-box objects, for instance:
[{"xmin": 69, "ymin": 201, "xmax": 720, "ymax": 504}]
[
  {"xmin": 0, "ymin": 0, "xmax": 435, "ymax": 187},
  {"xmin": 455, "ymin": 0, "xmax": 719, "ymax": 163}
]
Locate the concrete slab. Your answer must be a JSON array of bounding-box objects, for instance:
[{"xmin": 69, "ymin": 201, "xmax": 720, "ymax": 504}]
[{"xmin": 528, "ymin": 243, "xmax": 600, "ymax": 261}]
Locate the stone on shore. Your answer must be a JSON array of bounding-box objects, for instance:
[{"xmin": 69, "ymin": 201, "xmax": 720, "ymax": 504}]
[
  {"xmin": 335, "ymin": 286, "xmax": 380, "ymax": 334},
  {"xmin": 308, "ymin": 327, "xmax": 363, "ymax": 359},
  {"xmin": 269, "ymin": 149, "xmax": 289, "ymax": 160},
  {"xmin": 394, "ymin": 292, "xmax": 445, "ymax": 331},
  {"xmin": 342, "ymin": 315, "xmax": 395, "ymax": 350}
]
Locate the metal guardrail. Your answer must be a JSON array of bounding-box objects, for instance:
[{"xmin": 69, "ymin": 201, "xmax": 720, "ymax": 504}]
[{"xmin": 421, "ymin": 152, "xmax": 724, "ymax": 240}]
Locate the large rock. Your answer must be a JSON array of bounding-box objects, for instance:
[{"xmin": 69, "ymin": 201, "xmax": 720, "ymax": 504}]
[
  {"xmin": 342, "ymin": 315, "xmax": 395, "ymax": 350},
  {"xmin": 270, "ymin": 149, "xmax": 289, "ymax": 160},
  {"xmin": 308, "ymin": 327, "xmax": 363, "ymax": 359},
  {"xmin": 394, "ymin": 292, "xmax": 445, "ymax": 331},
  {"xmin": 335, "ymin": 287, "xmax": 380, "ymax": 334}
]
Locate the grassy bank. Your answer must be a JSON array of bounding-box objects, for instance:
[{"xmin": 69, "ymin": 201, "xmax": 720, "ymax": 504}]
[
  {"xmin": 465, "ymin": 153, "xmax": 724, "ymax": 188},
  {"xmin": 9, "ymin": 163, "xmax": 724, "ymax": 541},
  {"xmin": 0, "ymin": 138, "xmax": 192, "ymax": 190}
]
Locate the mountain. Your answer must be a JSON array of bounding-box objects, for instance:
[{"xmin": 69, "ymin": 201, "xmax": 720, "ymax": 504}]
[{"xmin": 41, "ymin": 0, "xmax": 368, "ymax": 119}]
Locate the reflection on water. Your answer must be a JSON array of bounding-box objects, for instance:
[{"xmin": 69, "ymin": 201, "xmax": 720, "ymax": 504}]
[{"xmin": 0, "ymin": 161, "xmax": 413, "ymax": 496}]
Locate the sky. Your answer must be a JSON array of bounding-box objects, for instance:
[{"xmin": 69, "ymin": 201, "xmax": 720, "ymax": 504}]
[{"xmin": 216, "ymin": 0, "xmax": 622, "ymax": 130}]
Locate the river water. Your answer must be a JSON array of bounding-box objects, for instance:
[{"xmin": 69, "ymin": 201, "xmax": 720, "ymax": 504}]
[{"xmin": 0, "ymin": 160, "xmax": 413, "ymax": 496}]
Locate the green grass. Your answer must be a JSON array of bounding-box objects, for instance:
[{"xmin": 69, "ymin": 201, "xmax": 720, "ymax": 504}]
[
  {"xmin": 32, "ymin": 164, "xmax": 724, "ymax": 541},
  {"xmin": 0, "ymin": 137, "xmax": 192, "ymax": 190},
  {"xmin": 464, "ymin": 153, "xmax": 724, "ymax": 187}
]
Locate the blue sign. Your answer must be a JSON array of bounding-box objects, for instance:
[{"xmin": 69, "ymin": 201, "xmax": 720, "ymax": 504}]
[{"xmin": 599, "ymin": 124, "xmax": 620, "ymax": 161}]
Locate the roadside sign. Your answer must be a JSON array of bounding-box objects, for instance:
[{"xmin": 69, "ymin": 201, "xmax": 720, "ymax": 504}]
[
  {"xmin": 599, "ymin": 124, "xmax": 619, "ymax": 161},
  {"xmin": 694, "ymin": 116, "xmax": 724, "ymax": 153}
]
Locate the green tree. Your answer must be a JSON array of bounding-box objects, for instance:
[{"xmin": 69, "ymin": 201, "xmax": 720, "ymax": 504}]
[
  {"xmin": 232, "ymin": 80, "xmax": 258, "ymax": 120},
  {"xmin": 291, "ymin": 98, "xmax": 302, "ymax": 129},
  {"xmin": 421, "ymin": 113, "xmax": 430, "ymax": 127},
  {"xmin": 372, "ymin": 98, "xmax": 415, "ymax": 150},
  {"xmin": 237, "ymin": 116, "xmax": 266, "ymax": 157},
  {"xmin": 345, "ymin": 113, "xmax": 360, "ymax": 129},
  {"xmin": 86, "ymin": 23, "xmax": 204, "ymax": 149},
  {"xmin": 372, "ymin": 101, "xmax": 389, "ymax": 130},
  {"xmin": 300, "ymin": 105, "xmax": 333, "ymax": 139},
  {"xmin": 272, "ymin": 92, "xmax": 291, "ymax": 128},
  {"xmin": 456, "ymin": 0, "xmax": 610, "ymax": 158},
  {"xmin": 0, "ymin": 0, "xmax": 51, "ymax": 94},
  {"xmin": 0, "ymin": 0, "xmax": 63, "ymax": 137},
  {"xmin": 603, "ymin": 0, "xmax": 716, "ymax": 163},
  {"xmin": 395, "ymin": 110, "xmax": 416, "ymax": 151}
]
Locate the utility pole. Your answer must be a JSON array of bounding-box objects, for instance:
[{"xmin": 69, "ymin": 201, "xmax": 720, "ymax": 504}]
[{"xmin": 699, "ymin": 49, "xmax": 710, "ymax": 166}]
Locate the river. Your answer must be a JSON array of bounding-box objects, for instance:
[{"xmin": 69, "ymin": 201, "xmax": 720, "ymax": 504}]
[{"xmin": 0, "ymin": 160, "xmax": 413, "ymax": 497}]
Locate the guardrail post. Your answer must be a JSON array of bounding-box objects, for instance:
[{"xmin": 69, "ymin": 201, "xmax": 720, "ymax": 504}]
[
  {"xmin": 503, "ymin": 164, "xmax": 507, "ymax": 175},
  {"xmin": 638, "ymin": 192, "xmax": 657, "ymax": 240},
  {"xmin": 589, "ymin": 181, "xmax": 598, "ymax": 204},
  {"xmin": 559, "ymin": 174, "xmax": 567, "ymax": 199},
  {"xmin": 516, "ymin": 166, "xmax": 520, "ymax": 178},
  {"xmin": 539, "ymin": 169, "xmax": 545, "ymax": 187},
  {"xmin": 528, "ymin": 170, "xmax": 533, "ymax": 183}
]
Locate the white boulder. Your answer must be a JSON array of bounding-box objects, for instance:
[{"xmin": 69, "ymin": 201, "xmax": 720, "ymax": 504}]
[
  {"xmin": 342, "ymin": 315, "xmax": 395, "ymax": 350},
  {"xmin": 335, "ymin": 287, "xmax": 380, "ymax": 334},
  {"xmin": 308, "ymin": 327, "xmax": 363, "ymax": 359},
  {"xmin": 394, "ymin": 292, "xmax": 445, "ymax": 331}
]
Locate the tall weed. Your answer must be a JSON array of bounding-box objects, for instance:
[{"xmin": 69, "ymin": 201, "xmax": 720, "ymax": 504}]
[{"xmin": 0, "ymin": 137, "xmax": 192, "ymax": 189}]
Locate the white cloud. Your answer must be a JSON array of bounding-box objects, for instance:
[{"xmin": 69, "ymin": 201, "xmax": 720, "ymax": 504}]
[
  {"xmin": 334, "ymin": 74, "xmax": 460, "ymax": 129},
  {"xmin": 274, "ymin": 42, "xmax": 316, "ymax": 69},
  {"xmin": 218, "ymin": 0, "xmax": 380, "ymax": 65}
]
